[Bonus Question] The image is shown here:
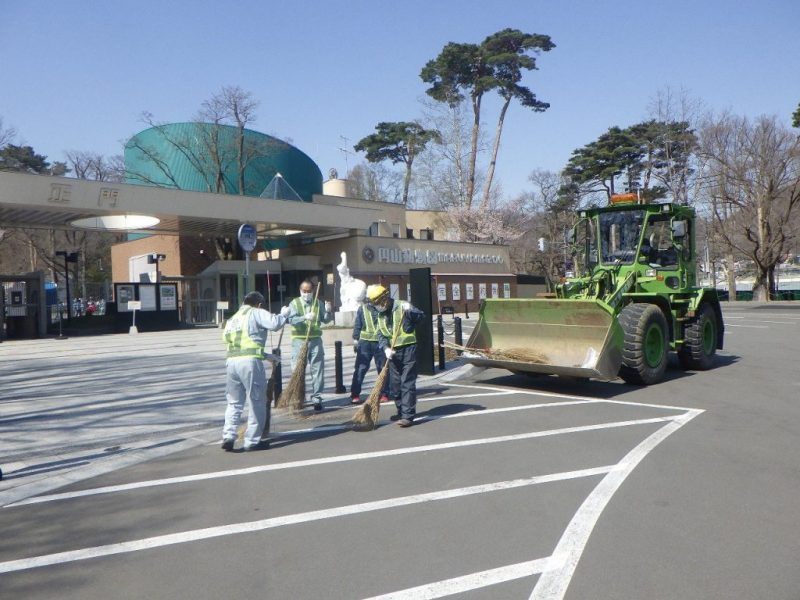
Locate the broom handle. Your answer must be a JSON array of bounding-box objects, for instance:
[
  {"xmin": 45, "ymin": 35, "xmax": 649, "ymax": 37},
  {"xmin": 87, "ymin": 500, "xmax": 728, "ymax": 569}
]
[
  {"xmin": 388, "ymin": 308, "xmax": 406, "ymax": 350},
  {"xmin": 303, "ymin": 282, "xmax": 322, "ymax": 343},
  {"xmin": 275, "ymin": 320, "xmax": 285, "ymax": 347}
]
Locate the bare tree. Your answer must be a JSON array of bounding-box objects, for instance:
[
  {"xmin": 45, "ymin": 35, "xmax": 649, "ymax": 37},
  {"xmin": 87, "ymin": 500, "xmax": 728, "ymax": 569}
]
[
  {"xmin": 697, "ymin": 113, "xmax": 800, "ymax": 300},
  {"xmin": 196, "ymin": 85, "xmax": 259, "ymax": 194},
  {"xmin": 646, "ymin": 87, "xmax": 705, "ymax": 205},
  {"xmin": 65, "ymin": 151, "xmax": 125, "ymax": 182},
  {"xmin": 0, "ymin": 117, "xmax": 16, "ymax": 243},
  {"xmin": 127, "ymin": 87, "xmax": 280, "ymax": 260},
  {"xmin": 346, "ymin": 162, "xmax": 403, "ymax": 203},
  {"xmin": 415, "ymin": 97, "xmax": 489, "ymax": 211},
  {"xmin": 514, "ymin": 169, "xmax": 580, "ymax": 286},
  {"xmin": 0, "ymin": 116, "xmax": 17, "ymax": 147}
]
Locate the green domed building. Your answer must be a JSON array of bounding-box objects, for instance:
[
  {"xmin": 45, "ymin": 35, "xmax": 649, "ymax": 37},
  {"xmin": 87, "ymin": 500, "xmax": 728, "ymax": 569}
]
[{"xmin": 124, "ymin": 122, "xmax": 322, "ymax": 201}]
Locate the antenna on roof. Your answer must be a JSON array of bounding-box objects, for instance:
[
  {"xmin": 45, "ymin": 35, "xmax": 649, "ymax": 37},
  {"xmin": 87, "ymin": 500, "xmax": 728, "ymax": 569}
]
[{"xmin": 338, "ymin": 135, "xmax": 353, "ymax": 178}]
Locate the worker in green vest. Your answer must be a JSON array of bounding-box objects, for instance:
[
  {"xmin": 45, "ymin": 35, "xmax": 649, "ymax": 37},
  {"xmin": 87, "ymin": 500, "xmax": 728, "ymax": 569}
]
[
  {"xmin": 370, "ymin": 285, "xmax": 425, "ymax": 427},
  {"xmin": 286, "ymin": 279, "xmax": 333, "ymax": 411},
  {"xmin": 350, "ymin": 285, "xmax": 389, "ymax": 404},
  {"xmin": 221, "ymin": 291, "xmax": 289, "ymax": 451}
]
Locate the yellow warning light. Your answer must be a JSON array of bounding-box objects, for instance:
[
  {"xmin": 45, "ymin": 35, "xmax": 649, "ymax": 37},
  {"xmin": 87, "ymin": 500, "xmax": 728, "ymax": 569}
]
[{"xmin": 610, "ymin": 193, "xmax": 638, "ymax": 205}]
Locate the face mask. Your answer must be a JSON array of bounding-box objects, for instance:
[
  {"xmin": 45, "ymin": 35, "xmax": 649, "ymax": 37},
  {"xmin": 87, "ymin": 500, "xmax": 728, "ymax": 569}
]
[{"xmin": 301, "ymin": 292, "xmax": 312, "ymax": 302}]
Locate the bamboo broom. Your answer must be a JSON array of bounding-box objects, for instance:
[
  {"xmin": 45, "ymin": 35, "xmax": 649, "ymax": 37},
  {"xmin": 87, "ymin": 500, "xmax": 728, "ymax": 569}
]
[
  {"xmin": 352, "ymin": 309, "xmax": 405, "ymax": 431},
  {"xmin": 276, "ymin": 282, "xmax": 320, "ymax": 412}
]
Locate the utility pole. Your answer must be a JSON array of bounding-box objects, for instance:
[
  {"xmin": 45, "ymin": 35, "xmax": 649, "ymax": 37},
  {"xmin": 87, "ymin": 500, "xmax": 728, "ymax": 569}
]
[{"xmin": 56, "ymin": 250, "xmax": 79, "ymax": 319}]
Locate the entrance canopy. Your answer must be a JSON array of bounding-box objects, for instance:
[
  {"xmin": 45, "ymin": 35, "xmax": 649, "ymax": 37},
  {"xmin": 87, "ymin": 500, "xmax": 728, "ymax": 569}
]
[{"xmin": 0, "ymin": 171, "xmax": 382, "ymax": 242}]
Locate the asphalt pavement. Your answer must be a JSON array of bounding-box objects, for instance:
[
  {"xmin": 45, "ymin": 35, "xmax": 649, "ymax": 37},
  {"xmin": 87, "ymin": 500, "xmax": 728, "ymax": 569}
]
[{"xmin": 0, "ymin": 319, "xmax": 475, "ymax": 506}]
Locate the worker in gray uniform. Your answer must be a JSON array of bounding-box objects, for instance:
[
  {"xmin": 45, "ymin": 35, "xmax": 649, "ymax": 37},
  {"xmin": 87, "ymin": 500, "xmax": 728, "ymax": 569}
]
[
  {"xmin": 285, "ymin": 279, "xmax": 333, "ymax": 411},
  {"xmin": 221, "ymin": 291, "xmax": 289, "ymax": 451}
]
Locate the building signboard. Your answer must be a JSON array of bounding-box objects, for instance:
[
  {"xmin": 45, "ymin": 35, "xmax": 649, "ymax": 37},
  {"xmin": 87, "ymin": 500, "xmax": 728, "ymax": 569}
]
[{"xmin": 372, "ymin": 246, "xmax": 504, "ymax": 266}]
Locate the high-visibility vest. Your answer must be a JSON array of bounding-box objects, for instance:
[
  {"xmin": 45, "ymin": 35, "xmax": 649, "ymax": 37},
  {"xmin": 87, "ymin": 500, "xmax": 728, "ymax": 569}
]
[
  {"xmin": 358, "ymin": 306, "xmax": 379, "ymax": 342},
  {"xmin": 290, "ymin": 297, "xmax": 322, "ymax": 339},
  {"xmin": 378, "ymin": 303, "xmax": 416, "ymax": 348},
  {"xmin": 223, "ymin": 306, "xmax": 264, "ymax": 359}
]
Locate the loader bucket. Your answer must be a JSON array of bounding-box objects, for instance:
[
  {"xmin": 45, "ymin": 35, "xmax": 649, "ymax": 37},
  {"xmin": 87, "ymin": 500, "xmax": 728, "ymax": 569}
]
[{"xmin": 463, "ymin": 299, "xmax": 623, "ymax": 380}]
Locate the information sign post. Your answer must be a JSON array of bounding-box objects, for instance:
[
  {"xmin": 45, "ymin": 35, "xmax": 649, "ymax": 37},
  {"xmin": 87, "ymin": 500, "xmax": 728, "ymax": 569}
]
[
  {"xmin": 237, "ymin": 224, "xmax": 257, "ymax": 297},
  {"xmin": 128, "ymin": 300, "xmax": 142, "ymax": 334}
]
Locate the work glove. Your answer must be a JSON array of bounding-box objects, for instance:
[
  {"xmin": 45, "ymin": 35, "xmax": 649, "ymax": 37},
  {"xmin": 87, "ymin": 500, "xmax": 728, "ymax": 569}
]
[
  {"xmin": 324, "ymin": 301, "xmax": 333, "ymax": 313},
  {"xmin": 384, "ymin": 348, "xmax": 395, "ymax": 360},
  {"xmin": 305, "ymin": 311, "xmax": 315, "ymax": 321},
  {"xmin": 353, "ymin": 340, "xmax": 359, "ymax": 354},
  {"xmin": 400, "ymin": 301, "xmax": 411, "ymax": 311},
  {"xmin": 280, "ymin": 305, "xmax": 291, "ymax": 318}
]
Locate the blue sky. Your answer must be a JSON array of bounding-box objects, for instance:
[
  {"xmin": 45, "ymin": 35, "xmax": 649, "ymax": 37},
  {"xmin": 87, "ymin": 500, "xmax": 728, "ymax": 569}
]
[{"xmin": 1, "ymin": 0, "xmax": 798, "ymax": 200}]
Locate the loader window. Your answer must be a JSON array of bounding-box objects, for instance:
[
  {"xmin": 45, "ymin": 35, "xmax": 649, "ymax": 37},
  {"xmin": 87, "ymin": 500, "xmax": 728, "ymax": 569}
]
[
  {"xmin": 571, "ymin": 218, "xmax": 597, "ymax": 276},
  {"xmin": 642, "ymin": 217, "xmax": 679, "ymax": 268},
  {"xmin": 599, "ymin": 211, "xmax": 644, "ymax": 265}
]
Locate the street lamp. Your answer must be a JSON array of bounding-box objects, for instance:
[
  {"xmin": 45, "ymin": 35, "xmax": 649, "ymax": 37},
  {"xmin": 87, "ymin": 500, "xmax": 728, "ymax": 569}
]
[
  {"xmin": 147, "ymin": 253, "xmax": 166, "ymax": 283},
  {"xmin": 56, "ymin": 250, "xmax": 79, "ymax": 319}
]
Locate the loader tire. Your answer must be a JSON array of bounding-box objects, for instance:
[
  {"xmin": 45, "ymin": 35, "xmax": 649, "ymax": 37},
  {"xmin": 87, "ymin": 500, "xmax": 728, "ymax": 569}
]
[
  {"xmin": 618, "ymin": 303, "xmax": 668, "ymax": 385},
  {"xmin": 678, "ymin": 303, "xmax": 717, "ymax": 371}
]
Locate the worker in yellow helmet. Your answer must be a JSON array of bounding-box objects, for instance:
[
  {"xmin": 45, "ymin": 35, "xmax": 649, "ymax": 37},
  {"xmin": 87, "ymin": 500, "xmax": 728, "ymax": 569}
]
[
  {"xmin": 367, "ymin": 285, "xmax": 425, "ymax": 427},
  {"xmin": 349, "ymin": 284, "xmax": 389, "ymax": 404}
]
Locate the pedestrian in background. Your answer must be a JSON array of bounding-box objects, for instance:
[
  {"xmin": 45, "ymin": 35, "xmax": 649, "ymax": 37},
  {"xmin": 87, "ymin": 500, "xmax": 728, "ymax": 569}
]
[
  {"xmin": 286, "ymin": 279, "xmax": 333, "ymax": 411},
  {"xmin": 350, "ymin": 285, "xmax": 389, "ymax": 405},
  {"xmin": 370, "ymin": 286, "xmax": 424, "ymax": 427},
  {"xmin": 221, "ymin": 291, "xmax": 289, "ymax": 451}
]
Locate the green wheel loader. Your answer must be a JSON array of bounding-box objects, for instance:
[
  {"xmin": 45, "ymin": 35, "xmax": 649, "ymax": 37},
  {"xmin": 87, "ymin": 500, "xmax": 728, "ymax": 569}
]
[{"xmin": 463, "ymin": 195, "xmax": 724, "ymax": 385}]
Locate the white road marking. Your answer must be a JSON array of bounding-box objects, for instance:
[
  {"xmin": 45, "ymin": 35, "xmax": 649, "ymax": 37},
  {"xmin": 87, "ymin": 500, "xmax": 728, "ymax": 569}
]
[
  {"xmin": 8, "ymin": 414, "xmax": 674, "ymax": 507},
  {"xmin": 743, "ymin": 320, "xmax": 796, "ymax": 325},
  {"xmin": 725, "ymin": 324, "xmax": 768, "ymax": 329},
  {"xmin": 364, "ymin": 557, "xmax": 559, "ymax": 600},
  {"xmin": 447, "ymin": 382, "xmax": 602, "ymax": 403},
  {"xmin": 447, "ymin": 383, "xmax": 700, "ymax": 412},
  {"xmin": 353, "ymin": 409, "xmax": 704, "ymax": 600},
  {"xmin": 529, "ymin": 409, "xmax": 703, "ymax": 599},
  {"xmin": 723, "ymin": 312, "xmax": 800, "ymax": 319},
  {"xmin": 0, "ymin": 465, "xmax": 613, "ymax": 575}
]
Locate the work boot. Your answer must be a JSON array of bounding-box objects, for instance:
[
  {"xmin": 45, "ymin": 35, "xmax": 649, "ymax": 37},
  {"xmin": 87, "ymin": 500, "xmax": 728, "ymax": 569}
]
[
  {"xmin": 221, "ymin": 439, "xmax": 235, "ymax": 452},
  {"xmin": 379, "ymin": 394, "xmax": 391, "ymax": 403},
  {"xmin": 313, "ymin": 400, "xmax": 323, "ymax": 412},
  {"xmin": 390, "ymin": 414, "xmax": 402, "ymax": 422},
  {"xmin": 244, "ymin": 440, "xmax": 270, "ymax": 452},
  {"xmin": 396, "ymin": 419, "xmax": 413, "ymax": 427},
  {"xmin": 350, "ymin": 395, "xmax": 363, "ymax": 405}
]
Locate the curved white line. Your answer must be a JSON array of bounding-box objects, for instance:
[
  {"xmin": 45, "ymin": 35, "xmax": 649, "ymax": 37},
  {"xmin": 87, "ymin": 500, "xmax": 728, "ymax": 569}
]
[{"xmin": 529, "ymin": 409, "xmax": 703, "ymax": 600}]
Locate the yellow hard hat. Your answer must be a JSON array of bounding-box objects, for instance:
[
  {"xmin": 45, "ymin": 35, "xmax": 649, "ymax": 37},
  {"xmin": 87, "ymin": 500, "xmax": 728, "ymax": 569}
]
[{"xmin": 366, "ymin": 284, "xmax": 388, "ymax": 302}]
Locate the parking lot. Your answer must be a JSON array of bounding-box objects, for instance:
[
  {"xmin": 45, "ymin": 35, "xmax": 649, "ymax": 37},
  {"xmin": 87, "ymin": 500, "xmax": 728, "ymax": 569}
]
[{"xmin": 1, "ymin": 302, "xmax": 799, "ymax": 599}]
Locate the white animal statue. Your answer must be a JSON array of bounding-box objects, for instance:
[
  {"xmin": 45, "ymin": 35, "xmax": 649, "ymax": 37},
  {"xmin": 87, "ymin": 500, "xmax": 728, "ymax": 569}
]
[{"xmin": 337, "ymin": 251, "xmax": 366, "ymax": 313}]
